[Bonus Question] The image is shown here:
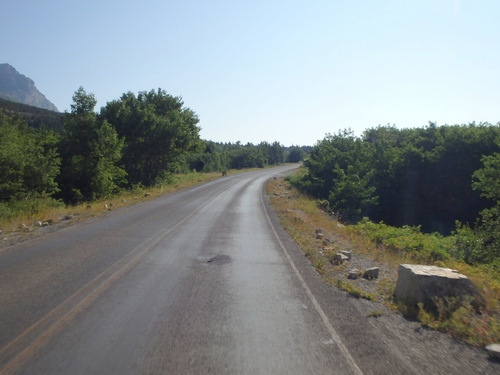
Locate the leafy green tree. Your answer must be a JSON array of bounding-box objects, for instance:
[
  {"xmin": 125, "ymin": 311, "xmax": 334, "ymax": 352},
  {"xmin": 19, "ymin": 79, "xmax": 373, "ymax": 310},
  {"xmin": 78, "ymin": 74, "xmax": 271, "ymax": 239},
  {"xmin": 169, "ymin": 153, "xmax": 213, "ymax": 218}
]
[
  {"xmin": 229, "ymin": 146, "xmax": 266, "ymax": 169},
  {"xmin": 58, "ymin": 87, "xmax": 126, "ymax": 203},
  {"xmin": 286, "ymin": 146, "xmax": 304, "ymax": 163},
  {"xmin": 258, "ymin": 141, "xmax": 285, "ymax": 165},
  {"xmin": 0, "ymin": 112, "xmax": 60, "ymax": 201},
  {"xmin": 328, "ymin": 164, "xmax": 377, "ymax": 223},
  {"xmin": 292, "ymin": 129, "xmax": 378, "ymax": 222},
  {"xmin": 463, "ymin": 135, "xmax": 500, "ymax": 264},
  {"xmin": 101, "ymin": 89, "xmax": 202, "ymax": 185}
]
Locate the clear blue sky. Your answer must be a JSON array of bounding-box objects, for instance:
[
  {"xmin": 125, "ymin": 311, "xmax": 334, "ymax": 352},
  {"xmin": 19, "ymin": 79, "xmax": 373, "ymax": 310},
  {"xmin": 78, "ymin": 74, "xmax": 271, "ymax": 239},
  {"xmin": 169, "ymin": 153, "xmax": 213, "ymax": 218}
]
[{"xmin": 2, "ymin": 0, "xmax": 499, "ymax": 146}]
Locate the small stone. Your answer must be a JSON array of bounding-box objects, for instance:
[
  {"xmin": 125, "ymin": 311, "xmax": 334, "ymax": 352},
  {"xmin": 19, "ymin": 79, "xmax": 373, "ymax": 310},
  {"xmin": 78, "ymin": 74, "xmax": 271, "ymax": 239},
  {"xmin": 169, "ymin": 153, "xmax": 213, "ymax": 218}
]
[
  {"xmin": 340, "ymin": 250, "xmax": 352, "ymax": 260},
  {"xmin": 121, "ymin": 199, "xmax": 127, "ymax": 203},
  {"xmin": 333, "ymin": 253, "xmax": 349, "ymax": 265},
  {"xmin": 485, "ymin": 343, "xmax": 500, "ymax": 359},
  {"xmin": 316, "ymin": 233, "xmax": 325, "ymax": 240},
  {"xmin": 144, "ymin": 193, "xmax": 151, "ymax": 197},
  {"xmin": 363, "ymin": 267, "xmax": 380, "ymax": 279},
  {"xmin": 348, "ymin": 269, "xmax": 360, "ymax": 279},
  {"xmin": 315, "ymin": 228, "xmax": 323, "ymax": 234},
  {"xmin": 134, "ymin": 197, "xmax": 139, "ymax": 200},
  {"xmin": 35, "ymin": 221, "xmax": 43, "ymax": 227}
]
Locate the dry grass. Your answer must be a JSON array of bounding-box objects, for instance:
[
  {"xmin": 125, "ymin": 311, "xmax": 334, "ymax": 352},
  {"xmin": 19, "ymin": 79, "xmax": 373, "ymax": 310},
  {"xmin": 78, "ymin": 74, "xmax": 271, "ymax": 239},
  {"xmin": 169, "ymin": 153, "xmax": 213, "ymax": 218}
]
[
  {"xmin": 0, "ymin": 171, "xmax": 223, "ymax": 242},
  {"xmin": 266, "ymin": 177, "xmax": 387, "ymax": 302}
]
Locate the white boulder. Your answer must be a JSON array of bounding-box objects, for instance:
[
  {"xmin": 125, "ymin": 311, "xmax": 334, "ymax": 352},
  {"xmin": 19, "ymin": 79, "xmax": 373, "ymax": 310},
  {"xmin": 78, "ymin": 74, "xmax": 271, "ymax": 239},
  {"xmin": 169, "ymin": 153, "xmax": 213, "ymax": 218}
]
[{"xmin": 395, "ymin": 264, "xmax": 484, "ymax": 312}]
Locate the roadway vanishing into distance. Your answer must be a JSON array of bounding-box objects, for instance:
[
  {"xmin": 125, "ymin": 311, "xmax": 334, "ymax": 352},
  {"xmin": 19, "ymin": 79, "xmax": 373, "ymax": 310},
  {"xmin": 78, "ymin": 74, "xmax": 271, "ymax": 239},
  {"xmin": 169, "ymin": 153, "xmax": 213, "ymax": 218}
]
[{"xmin": 0, "ymin": 165, "xmax": 498, "ymax": 374}]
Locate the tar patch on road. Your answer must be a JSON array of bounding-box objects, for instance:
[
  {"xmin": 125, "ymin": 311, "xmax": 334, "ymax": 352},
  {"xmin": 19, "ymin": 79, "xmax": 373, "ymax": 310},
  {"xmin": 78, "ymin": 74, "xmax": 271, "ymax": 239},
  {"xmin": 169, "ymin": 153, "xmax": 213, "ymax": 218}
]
[{"xmin": 206, "ymin": 254, "xmax": 232, "ymax": 265}]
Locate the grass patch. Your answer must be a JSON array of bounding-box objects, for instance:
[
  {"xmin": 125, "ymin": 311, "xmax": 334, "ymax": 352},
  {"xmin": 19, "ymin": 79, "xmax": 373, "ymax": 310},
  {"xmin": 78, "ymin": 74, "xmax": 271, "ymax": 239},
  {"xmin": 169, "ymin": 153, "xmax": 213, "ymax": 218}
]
[
  {"xmin": 367, "ymin": 310, "xmax": 383, "ymax": 318},
  {"xmin": 334, "ymin": 279, "xmax": 377, "ymax": 301}
]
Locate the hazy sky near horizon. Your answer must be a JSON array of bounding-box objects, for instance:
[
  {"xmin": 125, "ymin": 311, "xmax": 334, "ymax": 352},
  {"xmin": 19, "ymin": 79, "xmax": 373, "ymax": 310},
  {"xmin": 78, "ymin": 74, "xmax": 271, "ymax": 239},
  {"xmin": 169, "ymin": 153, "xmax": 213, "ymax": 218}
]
[{"xmin": 2, "ymin": 0, "xmax": 499, "ymax": 145}]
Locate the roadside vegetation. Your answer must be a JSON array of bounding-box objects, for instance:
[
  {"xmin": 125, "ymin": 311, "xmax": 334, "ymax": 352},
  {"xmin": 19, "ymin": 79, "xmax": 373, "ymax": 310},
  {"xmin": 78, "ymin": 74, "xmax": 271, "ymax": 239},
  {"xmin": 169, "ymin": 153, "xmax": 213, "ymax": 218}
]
[
  {"xmin": 0, "ymin": 87, "xmax": 308, "ymax": 229},
  {"xmin": 267, "ymin": 175, "xmax": 500, "ymax": 346},
  {"xmin": 269, "ymin": 121, "xmax": 500, "ymax": 347}
]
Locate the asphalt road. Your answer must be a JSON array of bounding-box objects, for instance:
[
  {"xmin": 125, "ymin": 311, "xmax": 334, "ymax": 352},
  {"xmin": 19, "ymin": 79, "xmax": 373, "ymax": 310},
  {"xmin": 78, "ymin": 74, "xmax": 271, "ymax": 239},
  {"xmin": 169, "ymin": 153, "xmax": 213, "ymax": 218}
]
[{"xmin": 0, "ymin": 165, "xmax": 498, "ymax": 374}]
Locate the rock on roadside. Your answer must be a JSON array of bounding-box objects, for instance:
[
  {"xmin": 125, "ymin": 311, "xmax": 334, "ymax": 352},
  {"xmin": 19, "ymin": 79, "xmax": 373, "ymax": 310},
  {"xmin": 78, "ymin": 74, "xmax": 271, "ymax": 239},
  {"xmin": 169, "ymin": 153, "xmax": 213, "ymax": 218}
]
[{"xmin": 395, "ymin": 264, "xmax": 485, "ymax": 312}]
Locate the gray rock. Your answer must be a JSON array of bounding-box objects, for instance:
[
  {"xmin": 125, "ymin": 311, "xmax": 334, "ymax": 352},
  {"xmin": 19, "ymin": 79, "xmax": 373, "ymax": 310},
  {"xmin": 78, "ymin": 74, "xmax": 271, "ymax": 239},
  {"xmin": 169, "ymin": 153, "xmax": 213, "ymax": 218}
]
[
  {"xmin": 20, "ymin": 224, "xmax": 33, "ymax": 232},
  {"xmin": 395, "ymin": 264, "xmax": 485, "ymax": 312},
  {"xmin": 363, "ymin": 267, "xmax": 380, "ymax": 279},
  {"xmin": 348, "ymin": 269, "xmax": 360, "ymax": 280},
  {"xmin": 332, "ymin": 253, "xmax": 349, "ymax": 264},
  {"xmin": 485, "ymin": 343, "xmax": 500, "ymax": 359},
  {"xmin": 340, "ymin": 250, "xmax": 352, "ymax": 260}
]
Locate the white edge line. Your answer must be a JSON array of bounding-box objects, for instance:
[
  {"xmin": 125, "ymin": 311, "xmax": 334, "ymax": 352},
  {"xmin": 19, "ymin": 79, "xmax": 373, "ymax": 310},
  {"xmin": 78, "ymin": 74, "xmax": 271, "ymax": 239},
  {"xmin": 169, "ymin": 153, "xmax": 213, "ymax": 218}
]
[{"xmin": 261, "ymin": 178, "xmax": 364, "ymax": 375}]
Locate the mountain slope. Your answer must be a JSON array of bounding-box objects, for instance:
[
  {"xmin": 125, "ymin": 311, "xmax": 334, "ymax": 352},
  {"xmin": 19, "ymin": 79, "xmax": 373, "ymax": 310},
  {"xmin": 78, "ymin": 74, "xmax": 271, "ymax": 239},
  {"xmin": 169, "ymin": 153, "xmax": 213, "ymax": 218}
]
[{"xmin": 0, "ymin": 63, "xmax": 58, "ymax": 112}]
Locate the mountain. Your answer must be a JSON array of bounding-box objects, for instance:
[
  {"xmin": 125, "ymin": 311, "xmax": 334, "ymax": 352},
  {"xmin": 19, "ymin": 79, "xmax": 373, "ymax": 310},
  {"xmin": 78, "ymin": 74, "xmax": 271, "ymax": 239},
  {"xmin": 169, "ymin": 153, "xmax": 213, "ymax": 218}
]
[{"xmin": 0, "ymin": 63, "xmax": 58, "ymax": 112}]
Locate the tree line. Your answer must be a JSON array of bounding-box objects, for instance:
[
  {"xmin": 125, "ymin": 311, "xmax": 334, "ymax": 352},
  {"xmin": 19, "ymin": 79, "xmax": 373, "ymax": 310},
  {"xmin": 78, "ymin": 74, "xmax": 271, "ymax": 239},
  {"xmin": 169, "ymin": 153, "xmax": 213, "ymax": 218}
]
[
  {"xmin": 290, "ymin": 123, "xmax": 500, "ymax": 267},
  {"xmin": 0, "ymin": 87, "xmax": 304, "ymax": 209}
]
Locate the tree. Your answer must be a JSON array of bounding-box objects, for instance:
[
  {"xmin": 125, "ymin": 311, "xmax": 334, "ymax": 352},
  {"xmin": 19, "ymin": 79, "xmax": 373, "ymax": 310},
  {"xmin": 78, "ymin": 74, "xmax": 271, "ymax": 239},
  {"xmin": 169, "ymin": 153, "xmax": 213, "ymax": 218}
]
[
  {"xmin": 465, "ymin": 135, "xmax": 500, "ymax": 264},
  {"xmin": 58, "ymin": 87, "xmax": 126, "ymax": 203},
  {"xmin": 286, "ymin": 146, "xmax": 304, "ymax": 163},
  {"xmin": 0, "ymin": 112, "xmax": 60, "ymax": 201},
  {"xmin": 101, "ymin": 89, "xmax": 202, "ymax": 185}
]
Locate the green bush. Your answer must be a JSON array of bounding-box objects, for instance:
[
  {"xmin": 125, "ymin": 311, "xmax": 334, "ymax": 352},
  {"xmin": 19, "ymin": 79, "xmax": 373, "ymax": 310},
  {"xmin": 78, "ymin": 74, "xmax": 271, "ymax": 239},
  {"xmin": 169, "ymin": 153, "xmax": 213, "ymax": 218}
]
[{"xmin": 352, "ymin": 218, "xmax": 452, "ymax": 263}]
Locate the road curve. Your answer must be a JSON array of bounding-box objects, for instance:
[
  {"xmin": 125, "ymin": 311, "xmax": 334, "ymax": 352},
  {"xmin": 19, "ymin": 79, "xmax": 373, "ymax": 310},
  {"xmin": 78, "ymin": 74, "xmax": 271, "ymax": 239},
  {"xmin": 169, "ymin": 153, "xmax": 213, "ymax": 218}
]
[{"xmin": 0, "ymin": 166, "xmax": 498, "ymax": 374}]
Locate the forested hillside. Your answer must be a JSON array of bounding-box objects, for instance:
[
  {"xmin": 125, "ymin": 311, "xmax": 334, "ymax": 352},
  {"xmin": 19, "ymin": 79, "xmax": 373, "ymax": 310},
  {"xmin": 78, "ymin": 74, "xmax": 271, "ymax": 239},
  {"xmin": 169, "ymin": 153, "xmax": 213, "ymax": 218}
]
[
  {"xmin": 0, "ymin": 87, "xmax": 302, "ymax": 211},
  {"xmin": 0, "ymin": 96, "xmax": 62, "ymax": 131},
  {"xmin": 290, "ymin": 123, "xmax": 500, "ymax": 268}
]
